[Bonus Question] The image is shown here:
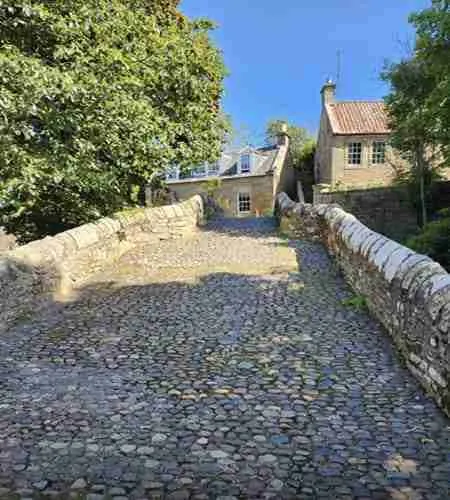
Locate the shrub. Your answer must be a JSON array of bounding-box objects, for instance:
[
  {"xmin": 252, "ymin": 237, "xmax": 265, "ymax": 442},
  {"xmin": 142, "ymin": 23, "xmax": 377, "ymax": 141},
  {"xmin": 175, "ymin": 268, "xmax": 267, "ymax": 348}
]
[{"xmin": 406, "ymin": 210, "xmax": 450, "ymax": 271}]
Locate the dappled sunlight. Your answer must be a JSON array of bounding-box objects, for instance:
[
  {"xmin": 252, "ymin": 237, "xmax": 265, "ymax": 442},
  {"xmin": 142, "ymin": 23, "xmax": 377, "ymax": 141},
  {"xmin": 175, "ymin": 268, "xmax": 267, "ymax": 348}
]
[
  {"xmin": 384, "ymin": 454, "xmax": 418, "ymax": 475},
  {"xmin": 387, "ymin": 486, "xmax": 423, "ymax": 500}
]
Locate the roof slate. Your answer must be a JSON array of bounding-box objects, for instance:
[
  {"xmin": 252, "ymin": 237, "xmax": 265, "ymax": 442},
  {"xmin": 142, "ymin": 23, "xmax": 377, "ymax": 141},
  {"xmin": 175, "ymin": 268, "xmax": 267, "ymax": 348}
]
[
  {"xmin": 326, "ymin": 101, "xmax": 390, "ymax": 135},
  {"xmin": 221, "ymin": 145, "xmax": 278, "ymax": 177}
]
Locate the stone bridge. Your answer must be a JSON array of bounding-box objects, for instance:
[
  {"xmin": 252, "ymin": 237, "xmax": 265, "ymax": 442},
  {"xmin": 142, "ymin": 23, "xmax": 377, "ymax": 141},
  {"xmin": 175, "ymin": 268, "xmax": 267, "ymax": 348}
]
[{"xmin": 0, "ymin": 196, "xmax": 449, "ymax": 499}]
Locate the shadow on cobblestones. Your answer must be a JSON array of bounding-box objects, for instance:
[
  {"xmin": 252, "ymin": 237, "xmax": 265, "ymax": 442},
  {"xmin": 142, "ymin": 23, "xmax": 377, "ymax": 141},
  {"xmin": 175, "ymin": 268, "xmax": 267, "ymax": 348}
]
[{"xmin": 0, "ymin": 226, "xmax": 449, "ymax": 499}]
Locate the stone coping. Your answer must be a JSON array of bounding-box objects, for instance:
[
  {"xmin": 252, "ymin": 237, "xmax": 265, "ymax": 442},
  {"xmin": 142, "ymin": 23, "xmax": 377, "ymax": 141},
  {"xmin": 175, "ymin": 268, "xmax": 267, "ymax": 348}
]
[{"xmin": 277, "ymin": 191, "xmax": 450, "ymax": 415}]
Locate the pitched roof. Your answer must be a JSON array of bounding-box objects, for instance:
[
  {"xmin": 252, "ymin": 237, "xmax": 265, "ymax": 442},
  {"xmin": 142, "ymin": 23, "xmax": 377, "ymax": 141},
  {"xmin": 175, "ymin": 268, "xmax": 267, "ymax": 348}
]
[
  {"xmin": 221, "ymin": 145, "xmax": 278, "ymax": 177},
  {"xmin": 325, "ymin": 101, "xmax": 390, "ymax": 135}
]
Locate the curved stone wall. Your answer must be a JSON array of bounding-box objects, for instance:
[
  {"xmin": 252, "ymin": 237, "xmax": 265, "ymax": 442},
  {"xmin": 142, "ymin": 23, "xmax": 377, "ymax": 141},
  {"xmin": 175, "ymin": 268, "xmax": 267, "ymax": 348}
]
[
  {"xmin": 0, "ymin": 196, "xmax": 204, "ymax": 332},
  {"xmin": 277, "ymin": 192, "xmax": 450, "ymax": 415}
]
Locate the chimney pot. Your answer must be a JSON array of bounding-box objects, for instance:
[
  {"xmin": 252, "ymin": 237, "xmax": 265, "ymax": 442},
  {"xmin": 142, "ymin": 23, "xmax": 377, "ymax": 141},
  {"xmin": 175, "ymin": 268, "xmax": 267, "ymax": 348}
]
[{"xmin": 321, "ymin": 79, "xmax": 336, "ymax": 106}]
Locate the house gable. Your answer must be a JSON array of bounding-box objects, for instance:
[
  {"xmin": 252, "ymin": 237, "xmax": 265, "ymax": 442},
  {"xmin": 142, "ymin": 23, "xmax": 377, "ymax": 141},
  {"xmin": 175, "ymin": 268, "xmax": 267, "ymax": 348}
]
[
  {"xmin": 325, "ymin": 101, "xmax": 390, "ymax": 136},
  {"xmin": 315, "ymin": 80, "xmax": 398, "ymax": 189}
]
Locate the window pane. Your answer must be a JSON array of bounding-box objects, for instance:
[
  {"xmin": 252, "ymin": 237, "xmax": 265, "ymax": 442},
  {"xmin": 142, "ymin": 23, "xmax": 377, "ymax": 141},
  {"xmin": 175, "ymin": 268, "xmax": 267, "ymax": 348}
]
[
  {"xmin": 372, "ymin": 142, "xmax": 386, "ymax": 164},
  {"xmin": 238, "ymin": 192, "xmax": 251, "ymax": 213},
  {"xmin": 166, "ymin": 166, "xmax": 179, "ymax": 180},
  {"xmin": 240, "ymin": 154, "xmax": 251, "ymax": 173},
  {"xmin": 207, "ymin": 161, "xmax": 219, "ymax": 176},
  {"xmin": 347, "ymin": 143, "xmax": 362, "ymax": 165},
  {"xmin": 191, "ymin": 164, "xmax": 207, "ymax": 177}
]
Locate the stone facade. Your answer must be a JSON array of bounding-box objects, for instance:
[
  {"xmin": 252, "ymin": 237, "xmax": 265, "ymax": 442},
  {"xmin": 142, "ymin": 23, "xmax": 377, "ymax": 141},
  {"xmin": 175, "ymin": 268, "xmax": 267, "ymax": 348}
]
[
  {"xmin": 0, "ymin": 196, "xmax": 204, "ymax": 333},
  {"xmin": 325, "ymin": 134, "xmax": 398, "ymax": 188},
  {"xmin": 166, "ymin": 174, "xmax": 275, "ymax": 217},
  {"xmin": 278, "ymin": 191, "xmax": 450, "ymax": 416},
  {"xmin": 314, "ymin": 81, "xmax": 404, "ymax": 190},
  {"xmin": 166, "ymin": 132, "xmax": 291, "ymax": 217}
]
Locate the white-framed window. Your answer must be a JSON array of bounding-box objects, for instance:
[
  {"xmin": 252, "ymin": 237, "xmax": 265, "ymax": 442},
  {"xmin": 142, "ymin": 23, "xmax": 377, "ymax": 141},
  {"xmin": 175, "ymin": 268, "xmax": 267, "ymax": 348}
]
[
  {"xmin": 371, "ymin": 141, "xmax": 386, "ymax": 164},
  {"xmin": 240, "ymin": 154, "xmax": 251, "ymax": 174},
  {"xmin": 238, "ymin": 192, "xmax": 251, "ymax": 214},
  {"xmin": 166, "ymin": 166, "xmax": 180, "ymax": 181},
  {"xmin": 191, "ymin": 164, "xmax": 207, "ymax": 178},
  {"xmin": 207, "ymin": 161, "xmax": 219, "ymax": 176},
  {"xmin": 347, "ymin": 142, "xmax": 362, "ymax": 165}
]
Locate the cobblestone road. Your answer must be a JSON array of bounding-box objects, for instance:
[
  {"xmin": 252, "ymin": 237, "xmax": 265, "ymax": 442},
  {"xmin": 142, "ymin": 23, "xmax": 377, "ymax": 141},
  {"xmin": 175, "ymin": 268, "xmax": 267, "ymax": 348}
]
[{"xmin": 0, "ymin": 218, "xmax": 449, "ymax": 499}]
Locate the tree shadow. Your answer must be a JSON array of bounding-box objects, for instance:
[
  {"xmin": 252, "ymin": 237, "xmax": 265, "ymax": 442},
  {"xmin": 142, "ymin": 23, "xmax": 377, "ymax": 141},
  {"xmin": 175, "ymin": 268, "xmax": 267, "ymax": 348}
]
[
  {"xmin": 0, "ymin": 256, "xmax": 449, "ymax": 499},
  {"xmin": 201, "ymin": 216, "xmax": 280, "ymax": 240}
]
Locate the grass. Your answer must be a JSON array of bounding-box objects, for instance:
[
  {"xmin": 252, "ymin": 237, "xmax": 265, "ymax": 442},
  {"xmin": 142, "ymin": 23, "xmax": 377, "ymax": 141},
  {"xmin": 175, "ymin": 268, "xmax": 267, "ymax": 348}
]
[{"xmin": 341, "ymin": 294, "xmax": 368, "ymax": 311}]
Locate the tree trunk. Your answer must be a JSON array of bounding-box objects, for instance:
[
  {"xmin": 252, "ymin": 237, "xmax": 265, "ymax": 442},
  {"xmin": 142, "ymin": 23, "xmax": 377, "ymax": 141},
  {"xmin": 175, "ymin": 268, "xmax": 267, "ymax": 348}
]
[
  {"xmin": 419, "ymin": 171, "xmax": 427, "ymax": 227},
  {"xmin": 416, "ymin": 144, "xmax": 428, "ymax": 228}
]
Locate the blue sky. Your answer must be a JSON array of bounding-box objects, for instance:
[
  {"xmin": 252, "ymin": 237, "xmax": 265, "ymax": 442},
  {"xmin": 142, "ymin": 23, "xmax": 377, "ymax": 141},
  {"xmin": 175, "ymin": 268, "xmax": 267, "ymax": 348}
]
[{"xmin": 180, "ymin": 0, "xmax": 430, "ymax": 144}]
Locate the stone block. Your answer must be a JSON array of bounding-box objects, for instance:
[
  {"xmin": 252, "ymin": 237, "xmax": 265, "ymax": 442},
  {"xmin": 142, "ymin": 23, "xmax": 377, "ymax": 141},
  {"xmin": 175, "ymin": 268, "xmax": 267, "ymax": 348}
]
[
  {"xmin": 383, "ymin": 246, "xmax": 414, "ymax": 283},
  {"xmin": 428, "ymin": 367, "xmax": 447, "ymax": 388},
  {"xmin": 347, "ymin": 224, "xmax": 373, "ymax": 254},
  {"xmin": 360, "ymin": 233, "xmax": 383, "ymax": 258},
  {"xmin": 437, "ymin": 303, "xmax": 450, "ymax": 332},
  {"xmin": 65, "ymin": 223, "xmax": 102, "ymax": 250},
  {"xmin": 419, "ymin": 275, "xmax": 450, "ymax": 308},
  {"xmin": 366, "ymin": 236, "xmax": 389, "ymax": 264},
  {"xmin": 370, "ymin": 240, "xmax": 400, "ymax": 271},
  {"xmin": 391, "ymin": 254, "xmax": 430, "ymax": 286},
  {"xmin": 406, "ymin": 262, "xmax": 445, "ymax": 300}
]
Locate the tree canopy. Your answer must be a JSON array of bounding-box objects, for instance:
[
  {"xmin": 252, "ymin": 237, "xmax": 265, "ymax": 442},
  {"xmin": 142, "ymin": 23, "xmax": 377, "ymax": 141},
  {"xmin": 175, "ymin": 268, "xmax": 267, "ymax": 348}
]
[
  {"xmin": 265, "ymin": 119, "xmax": 315, "ymax": 168},
  {"xmin": 382, "ymin": 0, "xmax": 450, "ymax": 225},
  {"xmin": 0, "ymin": 0, "xmax": 228, "ymax": 240},
  {"xmin": 410, "ymin": 0, "xmax": 450, "ymax": 163}
]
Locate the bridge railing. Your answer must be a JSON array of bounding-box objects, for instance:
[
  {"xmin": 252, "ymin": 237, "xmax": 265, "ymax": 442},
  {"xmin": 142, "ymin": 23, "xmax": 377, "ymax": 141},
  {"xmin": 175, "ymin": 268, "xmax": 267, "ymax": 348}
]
[
  {"xmin": 277, "ymin": 191, "xmax": 450, "ymax": 417},
  {"xmin": 0, "ymin": 195, "xmax": 204, "ymax": 333}
]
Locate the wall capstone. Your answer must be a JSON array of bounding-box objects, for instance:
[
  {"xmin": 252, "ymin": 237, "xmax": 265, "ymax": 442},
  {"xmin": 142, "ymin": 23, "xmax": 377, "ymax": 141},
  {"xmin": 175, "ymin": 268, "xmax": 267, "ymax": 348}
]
[
  {"xmin": 0, "ymin": 196, "xmax": 204, "ymax": 333},
  {"xmin": 277, "ymin": 191, "xmax": 450, "ymax": 416}
]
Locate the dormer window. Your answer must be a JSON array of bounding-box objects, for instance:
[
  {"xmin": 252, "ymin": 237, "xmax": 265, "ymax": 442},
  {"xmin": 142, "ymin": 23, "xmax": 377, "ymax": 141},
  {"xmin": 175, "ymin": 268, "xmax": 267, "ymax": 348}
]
[
  {"xmin": 207, "ymin": 161, "xmax": 219, "ymax": 176},
  {"xmin": 166, "ymin": 165, "xmax": 180, "ymax": 181},
  {"xmin": 191, "ymin": 164, "xmax": 207, "ymax": 178},
  {"xmin": 240, "ymin": 153, "xmax": 251, "ymax": 174}
]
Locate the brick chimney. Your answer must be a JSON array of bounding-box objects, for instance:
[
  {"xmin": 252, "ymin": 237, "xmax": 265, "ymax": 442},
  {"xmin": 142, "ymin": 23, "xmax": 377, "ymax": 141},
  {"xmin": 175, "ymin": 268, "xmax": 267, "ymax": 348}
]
[{"xmin": 321, "ymin": 79, "xmax": 336, "ymax": 106}]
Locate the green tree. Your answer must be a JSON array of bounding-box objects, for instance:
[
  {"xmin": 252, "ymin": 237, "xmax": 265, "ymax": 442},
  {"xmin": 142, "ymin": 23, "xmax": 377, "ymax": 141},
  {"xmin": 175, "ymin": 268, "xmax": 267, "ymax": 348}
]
[
  {"xmin": 265, "ymin": 120, "xmax": 315, "ymax": 168},
  {"xmin": 411, "ymin": 0, "xmax": 450, "ymax": 165},
  {"xmin": 0, "ymin": 0, "xmax": 228, "ymax": 241},
  {"xmin": 266, "ymin": 119, "xmax": 316, "ymax": 201},
  {"xmin": 382, "ymin": 0, "xmax": 450, "ymax": 226},
  {"xmin": 382, "ymin": 58, "xmax": 442, "ymax": 226}
]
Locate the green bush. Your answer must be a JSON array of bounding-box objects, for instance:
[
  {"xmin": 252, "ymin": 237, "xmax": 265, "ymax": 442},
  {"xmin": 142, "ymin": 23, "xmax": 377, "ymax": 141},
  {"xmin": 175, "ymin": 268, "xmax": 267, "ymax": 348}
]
[{"xmin": 406, "ymin": 210, "xmax": 450, "ymax": 271}]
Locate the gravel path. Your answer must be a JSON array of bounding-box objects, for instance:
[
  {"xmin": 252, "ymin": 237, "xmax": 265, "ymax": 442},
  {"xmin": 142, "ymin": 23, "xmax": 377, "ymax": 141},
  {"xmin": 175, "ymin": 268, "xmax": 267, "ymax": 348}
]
[{"xmin": 0, "ymin": 217, "xmax": 449, "ymax": 499}]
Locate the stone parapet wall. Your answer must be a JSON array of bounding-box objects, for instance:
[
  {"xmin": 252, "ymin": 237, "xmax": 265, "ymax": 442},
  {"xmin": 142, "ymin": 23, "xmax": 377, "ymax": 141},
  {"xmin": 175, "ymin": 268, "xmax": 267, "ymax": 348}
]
[
  {"xmin": 0, "ymin": 228, "xmax": 17, "ymax": 252},
  {"xmin": 277, "ymin": 192, "xmax": 450, "ymax": 415},
  {"xmin": 312, "ymin": 184, "xmax": 418, "ymax": 241},
  {"xmin": 0, "ymin": 196, "xmax": 204, "ymax": 332}
]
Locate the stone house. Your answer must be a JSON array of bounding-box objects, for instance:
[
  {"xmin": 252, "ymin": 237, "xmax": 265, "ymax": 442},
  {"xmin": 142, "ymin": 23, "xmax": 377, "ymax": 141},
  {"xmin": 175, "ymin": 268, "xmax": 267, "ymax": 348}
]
[
  {"xmin": 164, "ymin": 127, "xmax": 293, "ymax": 217},
  {"xmin": 314, "ymin": 80, "xmax": 398, "ymax": 190}
]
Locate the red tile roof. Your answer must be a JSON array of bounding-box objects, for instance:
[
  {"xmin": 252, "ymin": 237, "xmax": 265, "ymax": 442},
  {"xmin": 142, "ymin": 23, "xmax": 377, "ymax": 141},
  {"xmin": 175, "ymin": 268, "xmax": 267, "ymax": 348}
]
[{"xmin": 326, "ymin": 101, "xmax": 390, "ymax": 135}]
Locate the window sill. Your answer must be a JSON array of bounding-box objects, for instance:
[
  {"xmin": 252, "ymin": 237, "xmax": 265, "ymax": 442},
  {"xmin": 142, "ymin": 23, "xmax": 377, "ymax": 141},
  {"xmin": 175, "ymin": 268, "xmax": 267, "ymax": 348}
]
[{"xmin": 344, "ymin": 164, "xmax": 387, "ymax": 169}]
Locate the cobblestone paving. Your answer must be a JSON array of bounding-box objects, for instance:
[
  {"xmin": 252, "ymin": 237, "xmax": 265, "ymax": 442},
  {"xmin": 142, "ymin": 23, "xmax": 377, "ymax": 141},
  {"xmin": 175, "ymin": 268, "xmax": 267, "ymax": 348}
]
[{"xmin": 0, "ymin": 217, "xmax": 449, "ymax": 499}]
